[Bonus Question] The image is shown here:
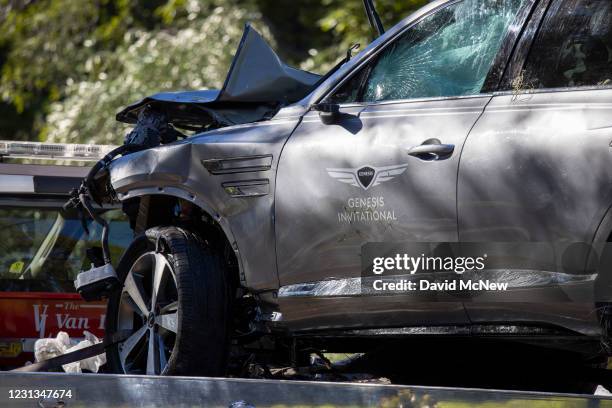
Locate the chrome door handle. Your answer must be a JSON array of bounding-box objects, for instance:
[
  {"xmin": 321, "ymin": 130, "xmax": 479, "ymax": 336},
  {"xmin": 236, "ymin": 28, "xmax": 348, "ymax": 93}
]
[{"xmin": 407, "ymin": 138, "xmax": 454, "ymax": 161}]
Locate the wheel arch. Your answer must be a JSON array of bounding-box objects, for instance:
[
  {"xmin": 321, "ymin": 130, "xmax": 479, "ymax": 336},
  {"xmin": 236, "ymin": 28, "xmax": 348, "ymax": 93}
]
[{"xmin": 115, "ymin": 186, "xmax": 246, "ymax": 288}]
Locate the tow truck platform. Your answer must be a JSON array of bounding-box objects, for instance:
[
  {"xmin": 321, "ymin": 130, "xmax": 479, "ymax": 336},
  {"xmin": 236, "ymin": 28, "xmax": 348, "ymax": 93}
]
[{"xmin": 1, "ymin": 371, "xmax": 611, "ymax": 408}]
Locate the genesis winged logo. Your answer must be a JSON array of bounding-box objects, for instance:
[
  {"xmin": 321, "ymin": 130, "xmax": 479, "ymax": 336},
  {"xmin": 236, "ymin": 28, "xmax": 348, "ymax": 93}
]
[{"xmin": 326, "ymin": 164, "xmax": 409, "ymax": 190}]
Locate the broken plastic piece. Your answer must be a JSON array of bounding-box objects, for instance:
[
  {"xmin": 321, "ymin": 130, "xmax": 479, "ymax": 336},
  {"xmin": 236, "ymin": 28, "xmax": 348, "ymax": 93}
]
[{"xmin": 74, "ymin": 263, "xmax": 119, "ymax": 301}]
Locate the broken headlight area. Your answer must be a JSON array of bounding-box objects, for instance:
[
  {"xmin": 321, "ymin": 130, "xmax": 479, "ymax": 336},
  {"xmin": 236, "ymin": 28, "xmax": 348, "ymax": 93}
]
[
  {"xmin": 115, "ymin": 24, "xmax": 321, "ymax": 137},
  {"xmin": 123, "ymin": 105, "xmax": 187, "ymax": 149},
  {"xmin": 68, "ymin": 23, "xmax": 323, "ymax": 302}
]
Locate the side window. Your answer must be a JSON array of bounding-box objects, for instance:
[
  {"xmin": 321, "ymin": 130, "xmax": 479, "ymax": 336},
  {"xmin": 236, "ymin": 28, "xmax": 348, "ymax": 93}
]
[
  {"xmin": 0, "ymin": 206, "xmax": 131, "ymax": 292},
  {"xmin": 330, "ymin": 0, "xmax": 525, "ymax": 104},
  {"xmin": 521, "ymin": 0, "xmax": 611, "ymax": 89}
]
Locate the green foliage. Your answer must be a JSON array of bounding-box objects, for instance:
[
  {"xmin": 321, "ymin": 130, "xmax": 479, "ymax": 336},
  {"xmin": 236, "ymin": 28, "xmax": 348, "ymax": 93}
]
[
  {"xmin": 0, "ymin": 0, "xmax": 427, "ymax": 144},
  {"xmin": 0, "ymin": 0, "xmax": 131, "ymax": 111},
  {"xmin": 320, "ymin": 0, "xmax": 429, "ymax": 47},
  {"xmin": 44, "ymin": 5, "xmax": 269, "ymax": 144},
  {"xmin": 300, "ymin": 0, "xmax": 427, "ymax": 71}
]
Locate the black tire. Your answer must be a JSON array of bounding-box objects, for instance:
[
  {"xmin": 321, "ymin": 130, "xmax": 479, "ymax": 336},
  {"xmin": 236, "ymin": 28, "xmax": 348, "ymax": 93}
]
[{"xmin": 106, "ymin": 226, "xmax": 230, "ymax": 376}]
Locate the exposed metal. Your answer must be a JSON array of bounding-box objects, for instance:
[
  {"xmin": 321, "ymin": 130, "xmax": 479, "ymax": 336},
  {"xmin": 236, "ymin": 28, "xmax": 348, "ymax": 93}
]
[
  {"xmin": 279, "ymin": 278, "xmax": 362, "ymax": 298},
  {"xmin": 116, "ymin": 25, "xmax": 320, "ymax": 130},
  {"xmin": 278, "ymin": 270, "xmax": 598, "ymax": 298},
  {"xmin": 300, "ymin": 325, "xmax": 567, "ymax": 337},
  {"xmin": 0, "ymin": 371, "xmax": 610, "ymax": 408}
]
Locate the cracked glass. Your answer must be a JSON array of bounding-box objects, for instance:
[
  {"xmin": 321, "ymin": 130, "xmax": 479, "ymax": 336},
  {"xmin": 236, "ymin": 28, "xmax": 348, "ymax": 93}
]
[{"xmin": 332, "ymin": 0, "xmax": 525, "ymax": 103}]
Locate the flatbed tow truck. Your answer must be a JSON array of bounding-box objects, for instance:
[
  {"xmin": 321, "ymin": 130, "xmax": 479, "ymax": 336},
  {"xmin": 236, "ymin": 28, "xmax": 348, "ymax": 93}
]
[
  {"xmin": 0, "ymin": 141, "xmax": 610, "ymax": 407},
  {"xmin": 1, "ymin": 371, "xmax": 611, "ymax": 407}
]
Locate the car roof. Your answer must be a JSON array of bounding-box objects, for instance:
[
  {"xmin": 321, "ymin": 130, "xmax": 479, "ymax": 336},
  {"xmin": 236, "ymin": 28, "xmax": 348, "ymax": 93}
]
[{"xmin": 0, "ymin": 163, "xmax": 88, "ymax": 195}]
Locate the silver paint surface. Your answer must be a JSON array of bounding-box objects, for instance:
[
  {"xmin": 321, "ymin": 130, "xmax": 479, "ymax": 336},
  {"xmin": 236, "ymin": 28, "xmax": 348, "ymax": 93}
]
[
  {"xmin": 109, "ymin": 119, "xmax": 300, "ymax": 290},
  {"xmin": 458, "ymin": 88, "xmax": 612, "ymax": 333},
  {"xmin": 107, "ymin": 0, "xmax": 612, "ymax": 340}
]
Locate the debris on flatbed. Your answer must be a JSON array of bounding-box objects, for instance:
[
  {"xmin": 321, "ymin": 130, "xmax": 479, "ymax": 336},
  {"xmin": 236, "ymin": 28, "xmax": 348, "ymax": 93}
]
[{"xmin": 34, "ymin": 331, "xmax": 105, "ymax": 373}]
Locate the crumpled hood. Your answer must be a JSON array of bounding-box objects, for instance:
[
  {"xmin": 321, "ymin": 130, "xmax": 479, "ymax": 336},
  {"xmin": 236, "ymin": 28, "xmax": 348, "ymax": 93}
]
[{"xmin": 116, "ymin": 25, "xmax": 320, "ymax": 130}]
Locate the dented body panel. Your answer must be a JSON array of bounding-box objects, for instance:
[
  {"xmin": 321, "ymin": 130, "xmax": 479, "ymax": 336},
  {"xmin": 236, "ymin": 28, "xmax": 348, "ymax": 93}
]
[
  {"xmin": 458, "ymin": 88, "xmax": 612, "ymax": 331},
  {"xmin": 109, "ymin": 116, "xmax": 301, "ymax": 290},
  {"xmin": 106, "ymin": 0, "xmax": 612, "ymax": 352},
  {"xmin": 274, "ymin": 96, "xmax": 492, "ymax": 331}
]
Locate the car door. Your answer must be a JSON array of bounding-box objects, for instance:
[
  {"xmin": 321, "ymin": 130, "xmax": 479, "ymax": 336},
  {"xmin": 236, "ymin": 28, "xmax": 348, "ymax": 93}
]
[
  {"xmin": 458, "ymin": 0, "xmax": 612, "ymax": 334},
  {"xmin": 275, "ymin": 0, "xmax": 532, "ymax": 332}
]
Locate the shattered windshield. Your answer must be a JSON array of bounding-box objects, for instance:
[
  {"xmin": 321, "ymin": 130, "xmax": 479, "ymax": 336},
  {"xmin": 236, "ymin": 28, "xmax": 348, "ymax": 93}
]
[{"xmin": 334, "ymin": 0, "xmax": 525, "ymax": 103}]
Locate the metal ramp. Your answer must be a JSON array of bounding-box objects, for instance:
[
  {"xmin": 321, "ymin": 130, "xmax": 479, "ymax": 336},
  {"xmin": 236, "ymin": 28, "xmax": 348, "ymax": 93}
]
[{"xmin": 1, "ymin": 372, "xmax": 611, "ymax": 407}]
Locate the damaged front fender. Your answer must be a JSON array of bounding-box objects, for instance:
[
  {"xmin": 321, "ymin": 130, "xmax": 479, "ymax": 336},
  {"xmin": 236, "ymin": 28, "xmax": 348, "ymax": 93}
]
[{"xmin": 108, "ymin": 117, "xmax": 300, "ymax": 291}]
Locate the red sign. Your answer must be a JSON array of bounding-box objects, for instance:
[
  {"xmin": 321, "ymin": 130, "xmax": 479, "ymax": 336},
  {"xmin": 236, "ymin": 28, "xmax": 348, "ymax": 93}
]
[{"xmin": 0, "ymin": 292, "xmax": 105, "ymax": 368}]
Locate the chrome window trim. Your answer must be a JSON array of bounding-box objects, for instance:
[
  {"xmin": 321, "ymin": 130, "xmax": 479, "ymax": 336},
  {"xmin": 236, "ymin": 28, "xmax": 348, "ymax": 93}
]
[
  {"xmin": 357, "ymin": 93, "xmax": 494, "ymax": 109},
  {"xmin": 301, "ymin": 93, "xmax": 495, "ymax": 119},
  {"xmin": 493, "ymin": 84, "xmax": 612, "ymax": 97}
]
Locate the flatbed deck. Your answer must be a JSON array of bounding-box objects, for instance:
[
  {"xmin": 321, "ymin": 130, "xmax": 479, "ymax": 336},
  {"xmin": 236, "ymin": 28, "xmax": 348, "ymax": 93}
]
[{"xmin": 1, "ymin": 371, "xmax": 611, "ymax": 407}]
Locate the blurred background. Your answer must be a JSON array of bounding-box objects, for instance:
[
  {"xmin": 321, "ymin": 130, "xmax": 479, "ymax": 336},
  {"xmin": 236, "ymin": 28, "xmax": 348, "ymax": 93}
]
[{"xmin": 0, "ymin": 0, "xmax": 427, "ymax": 145}]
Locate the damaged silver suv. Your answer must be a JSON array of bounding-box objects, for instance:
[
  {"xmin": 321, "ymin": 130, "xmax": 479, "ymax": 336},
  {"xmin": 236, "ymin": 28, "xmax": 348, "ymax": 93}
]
[{"xmin": 69, "ymin": 0, "xmax": 612, "ymax": 380}]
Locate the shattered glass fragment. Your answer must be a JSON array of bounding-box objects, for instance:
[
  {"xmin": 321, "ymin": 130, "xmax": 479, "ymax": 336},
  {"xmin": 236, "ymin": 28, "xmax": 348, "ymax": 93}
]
[{"xmin": 363, "ymin": 0, "xmax": 525, "ymax": 102}]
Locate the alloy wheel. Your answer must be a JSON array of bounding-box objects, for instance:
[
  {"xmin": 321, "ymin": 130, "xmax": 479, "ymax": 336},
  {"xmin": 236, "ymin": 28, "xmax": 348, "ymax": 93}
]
[{"xmin": 116, "ymin": 252, "xmax": 178, "ymax": 375}]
